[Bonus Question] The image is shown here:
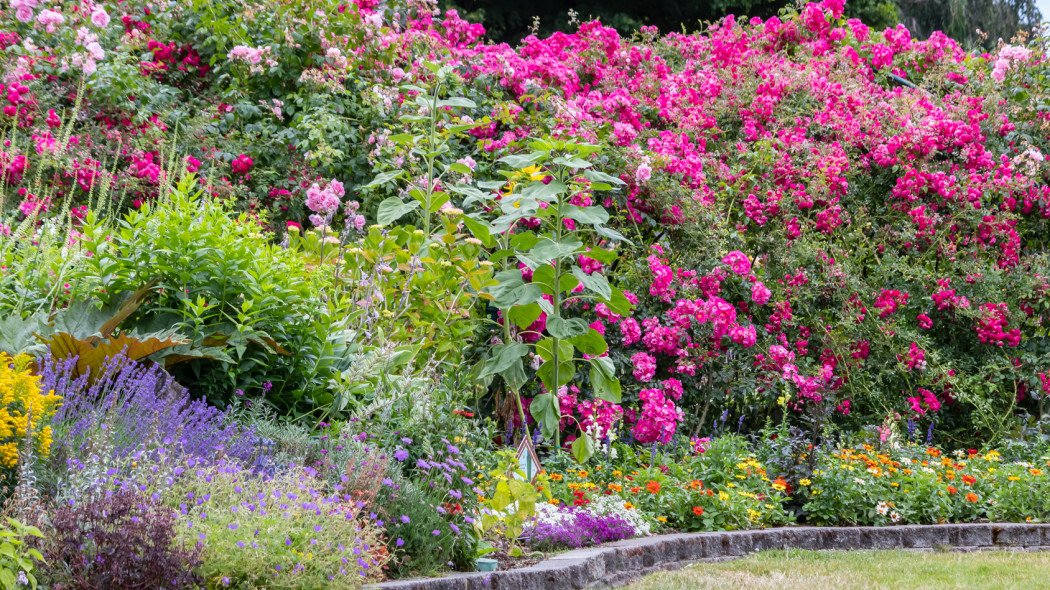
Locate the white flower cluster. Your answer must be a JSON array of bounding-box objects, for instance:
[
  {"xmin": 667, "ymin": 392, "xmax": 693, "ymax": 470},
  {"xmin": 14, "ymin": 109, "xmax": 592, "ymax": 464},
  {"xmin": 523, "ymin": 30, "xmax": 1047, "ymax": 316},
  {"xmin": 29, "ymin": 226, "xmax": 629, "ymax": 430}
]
[
  {"xmin": 531, "ymin": 502, "xmax": 577, "ymax": 528},
  {"xmin": 588, "ymin": 494, "xmax": 651, "ymax": 536}
]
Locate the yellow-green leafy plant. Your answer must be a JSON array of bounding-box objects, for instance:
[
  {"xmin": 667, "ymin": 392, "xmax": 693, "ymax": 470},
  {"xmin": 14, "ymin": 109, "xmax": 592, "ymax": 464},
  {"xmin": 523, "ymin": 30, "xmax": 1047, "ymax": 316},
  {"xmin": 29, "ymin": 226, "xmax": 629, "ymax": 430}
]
[
  {"xmin": 0, "ymin": 518, "xmax": 45, "ymax": 590},
  {"xmin": 476, "ymin": 449, "xmax": 551, "ymax": 557}
]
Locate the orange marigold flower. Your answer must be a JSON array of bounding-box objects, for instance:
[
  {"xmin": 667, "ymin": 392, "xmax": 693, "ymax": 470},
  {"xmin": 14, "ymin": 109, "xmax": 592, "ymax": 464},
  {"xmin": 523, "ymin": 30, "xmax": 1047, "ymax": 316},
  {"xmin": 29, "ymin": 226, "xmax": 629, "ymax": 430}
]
[
  {"xmin": 692, "ymin": 506, "xmax": 704, "ymax": 517},
  {"xmin": 646, "ymin": 480, "xmax": 661, "ymax": 494},
  {"xmin": 551, "ymin": 474, "xmax": 563, "ymax": 481},
  {"xmin": 966, "ymin": 492, "xmax": 979, "ymax": 503}
]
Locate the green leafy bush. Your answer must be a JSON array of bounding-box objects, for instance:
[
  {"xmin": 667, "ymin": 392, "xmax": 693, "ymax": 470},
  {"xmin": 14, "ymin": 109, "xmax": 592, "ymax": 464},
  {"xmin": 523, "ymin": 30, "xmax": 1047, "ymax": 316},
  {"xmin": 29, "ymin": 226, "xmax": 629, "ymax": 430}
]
[{"xmin": 0, "ymin": 518, "xmax": 45, "ymax": 590}]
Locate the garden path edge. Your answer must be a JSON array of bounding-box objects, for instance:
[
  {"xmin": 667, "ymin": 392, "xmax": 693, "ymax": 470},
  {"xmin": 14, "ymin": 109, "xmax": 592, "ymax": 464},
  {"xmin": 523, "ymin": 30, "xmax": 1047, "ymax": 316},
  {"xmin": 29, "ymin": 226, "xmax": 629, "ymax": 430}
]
[{"xmin": 370, "ymin": 523, "xmax": 1050, "ymax": 590}]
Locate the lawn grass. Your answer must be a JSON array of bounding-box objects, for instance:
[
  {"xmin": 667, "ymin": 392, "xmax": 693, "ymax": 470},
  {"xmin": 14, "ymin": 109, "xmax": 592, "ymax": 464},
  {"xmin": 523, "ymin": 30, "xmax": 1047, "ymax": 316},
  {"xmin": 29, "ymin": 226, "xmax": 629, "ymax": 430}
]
[{"xmin": 629, "ymin": 549, "xmax": 1050, "ymax": 589}]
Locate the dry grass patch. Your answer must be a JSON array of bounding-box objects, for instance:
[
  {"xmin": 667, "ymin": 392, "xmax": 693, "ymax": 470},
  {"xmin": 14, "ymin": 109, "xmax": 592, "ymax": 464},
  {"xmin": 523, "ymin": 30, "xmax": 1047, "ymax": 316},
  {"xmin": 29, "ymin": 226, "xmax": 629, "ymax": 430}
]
[{"xmin": 629, "ymin": 549, "xmax": 1050, "ymax": 590}]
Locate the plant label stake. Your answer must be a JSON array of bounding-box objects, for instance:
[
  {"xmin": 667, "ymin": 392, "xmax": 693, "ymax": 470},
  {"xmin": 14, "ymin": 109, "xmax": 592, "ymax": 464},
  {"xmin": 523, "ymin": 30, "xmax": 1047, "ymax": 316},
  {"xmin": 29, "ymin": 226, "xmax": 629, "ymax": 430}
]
[{"xmin": 514, "ymin": 437, "xmax": 541, "ymax": 483}]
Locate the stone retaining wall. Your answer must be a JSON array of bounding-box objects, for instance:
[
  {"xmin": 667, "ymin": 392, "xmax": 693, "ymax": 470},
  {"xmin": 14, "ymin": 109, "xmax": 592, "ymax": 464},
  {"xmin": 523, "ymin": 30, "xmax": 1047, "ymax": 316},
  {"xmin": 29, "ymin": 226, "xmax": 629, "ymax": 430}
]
[{"xmin": 371, "ymin": 523, "xmax": 1050, "ymax": 590}]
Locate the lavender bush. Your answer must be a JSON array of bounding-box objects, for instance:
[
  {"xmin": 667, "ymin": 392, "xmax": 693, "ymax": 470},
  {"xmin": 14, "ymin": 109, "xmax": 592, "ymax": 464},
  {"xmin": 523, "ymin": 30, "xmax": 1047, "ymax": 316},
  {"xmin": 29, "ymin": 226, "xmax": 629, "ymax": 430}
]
[
  {"xmin": 40, "ymin": 354, "xmax": 258, "ymax": 466},
  {"xmin": 521, "ymin": 504, "xmax": 635, "ymax": 551}
]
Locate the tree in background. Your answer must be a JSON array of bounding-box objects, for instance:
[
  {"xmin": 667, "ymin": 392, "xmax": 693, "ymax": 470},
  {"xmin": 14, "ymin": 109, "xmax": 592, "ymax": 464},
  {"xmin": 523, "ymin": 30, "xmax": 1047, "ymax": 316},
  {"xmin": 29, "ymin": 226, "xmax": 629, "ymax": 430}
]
[
  {"xmin": 897, "ymin": 0, "xmax": 1041, "ymax": 47},
  {"xmin": 443, "ymin": 0, "xmax": 1036, "ymax": 48}
]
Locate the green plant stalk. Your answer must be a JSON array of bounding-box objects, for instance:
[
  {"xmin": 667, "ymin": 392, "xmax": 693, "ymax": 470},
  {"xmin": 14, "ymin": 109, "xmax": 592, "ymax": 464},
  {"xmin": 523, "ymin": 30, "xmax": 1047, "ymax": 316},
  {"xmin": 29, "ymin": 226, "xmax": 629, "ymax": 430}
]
[
  {"xmin": 550, "ymin": 166, "xmax": 566, "ymax": 450},
  {"xmin": 422, "ymin": 80, "xmax": 441, "ymax": 240},
  {"xmin": 498, "ymin": 228, "xmax": 530, "ymax": 440}
]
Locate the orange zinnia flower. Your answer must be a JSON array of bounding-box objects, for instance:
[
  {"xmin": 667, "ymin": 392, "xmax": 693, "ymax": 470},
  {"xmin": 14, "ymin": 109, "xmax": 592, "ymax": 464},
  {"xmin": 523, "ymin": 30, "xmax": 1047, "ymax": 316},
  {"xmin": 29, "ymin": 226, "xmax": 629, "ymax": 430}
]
[
  {"xmin": 947, "ymin": 486, "xmax": 957, "ymax": 495},
  {"xmin": 966, "ymin": 492, "xmax": 979, "ymax": 503},
  {"xmin": 630, "ymin": 486, "xmax": 641, "ymax": 493},
  {"xmin": 689, "ymin": 480, "xmax": 703, "ymax": 490},
  {"xmin": 692, "ymin": 506, "xmax": 704, "ymax": 517},
  {"xmin": 962, "ymin": 475, "xmax": 976, "ymax": 485},
  {"xmin": 646, "ymin": 480, "xmax": 661, "ymax": 494}
]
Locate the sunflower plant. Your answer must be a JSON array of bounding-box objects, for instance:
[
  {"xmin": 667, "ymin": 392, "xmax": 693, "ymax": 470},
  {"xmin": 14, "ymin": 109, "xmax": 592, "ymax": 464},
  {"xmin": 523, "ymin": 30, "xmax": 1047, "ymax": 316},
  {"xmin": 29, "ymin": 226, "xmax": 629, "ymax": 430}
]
[{"xmin": 467, "ymin": 137, "xmax": 634, "ymax": 462}]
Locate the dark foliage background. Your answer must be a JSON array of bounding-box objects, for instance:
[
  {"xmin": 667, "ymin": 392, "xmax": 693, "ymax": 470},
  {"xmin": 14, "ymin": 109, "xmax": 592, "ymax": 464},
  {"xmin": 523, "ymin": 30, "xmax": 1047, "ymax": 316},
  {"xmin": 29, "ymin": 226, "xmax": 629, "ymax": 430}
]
[{"xmin": 443, "ymin": 0, "xmax": 1039, "ymax": 48}]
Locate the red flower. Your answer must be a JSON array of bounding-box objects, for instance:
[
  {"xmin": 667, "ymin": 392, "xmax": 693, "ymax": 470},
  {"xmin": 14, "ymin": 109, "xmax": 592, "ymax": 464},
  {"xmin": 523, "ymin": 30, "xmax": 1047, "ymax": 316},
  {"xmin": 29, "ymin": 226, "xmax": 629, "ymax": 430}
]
[
  {"xmin": 646, "ymin": 480, "xmax": 661, "ymax": 494},
  {"xmin": 692, "ymin": 506, "xmax": 704, "ymax": 517},
  {"xmin": 453, "ymin": 410, "xmax": 474, "ymax": 417}
]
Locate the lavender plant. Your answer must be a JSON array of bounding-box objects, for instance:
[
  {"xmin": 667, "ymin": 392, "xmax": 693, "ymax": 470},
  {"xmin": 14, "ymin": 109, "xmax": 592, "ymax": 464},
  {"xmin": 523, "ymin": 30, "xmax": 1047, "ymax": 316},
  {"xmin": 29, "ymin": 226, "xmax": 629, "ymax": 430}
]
[{"xmin": 41, "ymin": 353, "xmax": 256, "ymax": 465}]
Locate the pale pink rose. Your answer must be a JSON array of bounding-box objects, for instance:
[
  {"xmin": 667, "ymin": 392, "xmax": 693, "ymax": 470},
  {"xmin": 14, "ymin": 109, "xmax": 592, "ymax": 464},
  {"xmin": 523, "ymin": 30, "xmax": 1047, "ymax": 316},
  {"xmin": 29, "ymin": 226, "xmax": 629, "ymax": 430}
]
[
  {"xmin": 86, "ymin": 42, "xmax": 104, "ymax": 61},
  {"xmin": 91, "ymin": 9, "xmax": 111, "ymax": 28}
]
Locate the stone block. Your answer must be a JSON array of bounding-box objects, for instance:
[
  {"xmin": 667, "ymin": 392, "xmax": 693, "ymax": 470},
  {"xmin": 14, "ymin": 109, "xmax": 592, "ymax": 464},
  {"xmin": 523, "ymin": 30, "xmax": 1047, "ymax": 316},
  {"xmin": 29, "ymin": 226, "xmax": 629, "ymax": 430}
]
[
  {"xmin": 613, "ymin": 545, "xmax": 644, "ymax": 572},
  {"xmin": 820, "ymin": 527, "xmax": 862, "ymax": 550},
  {"xmin": 858, "ymin": 526, "xmax": 903, "ymax": 550},
  {"xmin": 780, "ymin": 527, "xmax": 823, "ymax": 551},
  {"xmin": 950, "ymin": 524, "xmax": 993, "ymax": 547},
  {"xmin": 992, "ymin": 523, "xmax": 1042, "ymax": 547},
  {"xmin": 751, "ymin": 529, "xmax": 787, "ymax": 552},
  {"xmin": 899, "ymin": 525, "xmax": 950, "ymax": 549},
  {"xmin": 721, "ymin": 531, "xmax": 755, "ymax": 556},
  {"xmin": 675, "ymin": 534, "xmax": 706, "ymax": 561},
  {"xmin": 702, "ymin": 533, "xmax": 726, "ymax": 558}
]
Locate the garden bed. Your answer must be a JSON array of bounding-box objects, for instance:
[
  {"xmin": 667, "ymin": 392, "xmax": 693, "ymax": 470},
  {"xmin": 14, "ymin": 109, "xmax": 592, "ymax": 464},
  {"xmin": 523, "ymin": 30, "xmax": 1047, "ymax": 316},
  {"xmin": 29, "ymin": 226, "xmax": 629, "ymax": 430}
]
[{"xmin": 372, "ymin": 523, "xmax": 1050, "ymax": 590}]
